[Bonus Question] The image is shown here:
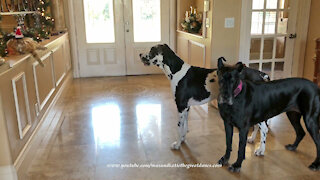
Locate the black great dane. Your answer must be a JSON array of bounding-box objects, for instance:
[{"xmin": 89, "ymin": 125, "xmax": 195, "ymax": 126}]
[
  {"xmin": 139, "ymin": 44, "xmax": 269, "ymax": 151},
  {"xmin": 217, "ymin": 57, "xmax": 320, "ymax": 172}
]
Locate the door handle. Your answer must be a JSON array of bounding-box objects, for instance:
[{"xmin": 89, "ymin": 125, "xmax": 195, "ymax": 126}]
[
  {"xmin": 289, "ymin": 33, "xmax": 297, "ymax": 39},
  {"xmin": 125, "ymin": 21, "xmax": 129, "ymax": 32}
]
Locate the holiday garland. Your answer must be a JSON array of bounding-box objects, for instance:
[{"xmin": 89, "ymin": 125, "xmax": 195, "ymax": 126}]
[{"xmin": 0, "ymin": 0, "xmax": 55, "ymax": 57}]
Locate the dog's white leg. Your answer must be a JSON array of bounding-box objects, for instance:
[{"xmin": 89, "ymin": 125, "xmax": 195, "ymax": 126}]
[
  {"xmin": 254, "ymin": 122, "xmax": 268, "ymax": 156},
  {"xmin": 248, "ymin": 124, "xmax": 259, "ymax": 144},
  {"xmin": 184, "ymin": 108, "xmax": 190, "ymax": 134},
  {"xmin": 182, "ymin": 118, "xmax": 188, "ymax": 142},
  {"xmin": 171, "ymin": 109, "xmax": 188, "ymax": 150}
]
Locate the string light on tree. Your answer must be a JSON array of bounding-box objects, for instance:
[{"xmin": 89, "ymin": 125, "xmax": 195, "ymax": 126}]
[
  {"xmin": 0, "ymin": 0, "xmax": 55, "ymax": 56},
  {"xmin": 31, "ymin": 0, "xmax": 54, "ymax": 41}
]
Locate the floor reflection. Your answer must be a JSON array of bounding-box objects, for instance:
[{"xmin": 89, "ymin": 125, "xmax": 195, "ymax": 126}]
[
  {"xmin": 25, "ymin": 75, "xmax": 320, "ymax": 179},
  {"xmin": 91, "ymin": 104, "xmax": 120, "ymax": 147},
  {"xmin": 136, "ymin": 104, "xmax": 162, "ymax": 137}
]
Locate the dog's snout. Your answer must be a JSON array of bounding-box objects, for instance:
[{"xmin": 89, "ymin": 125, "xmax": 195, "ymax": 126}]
[
  {"xmin": 218, "ymin": 94, "xmax": 233, "ymax": 105},
  {"xmin": 227, "ymin": 98, "xmax": 233, "ymax": 105}
]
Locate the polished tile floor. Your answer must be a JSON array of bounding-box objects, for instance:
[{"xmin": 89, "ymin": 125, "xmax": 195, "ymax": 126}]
[{"xmin": 24, "ymin": 75, "xmax": 320, "ymax": 180}]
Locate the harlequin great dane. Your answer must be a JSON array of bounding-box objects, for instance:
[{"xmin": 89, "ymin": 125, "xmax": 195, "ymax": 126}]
[
  {"xmin": 139, "ymin": 44, "xmax": 270, "ymax": 151},
  {"xmin": 217, "ymin": 57, "xmax": 320, "ymax": 172}
]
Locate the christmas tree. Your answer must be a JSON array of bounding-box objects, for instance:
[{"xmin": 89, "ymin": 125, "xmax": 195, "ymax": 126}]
[
  {"xmin": 0, "ymin": 0, "xmax": 55, "ymax": 57},
  {"xmin": 26, "ymin": 0, "xmax": 55, "ymax": 41}
]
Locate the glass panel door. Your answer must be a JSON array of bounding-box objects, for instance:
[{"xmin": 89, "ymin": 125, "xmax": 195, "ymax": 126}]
[
  {"xmin": 132, "ymin": 0, "xmax": 161, "ymax": 42},
  {"xmin": 83, "ymin": 0, "xmax": 115, "ymax": 43},
  {"xmin": 74, "ymin": 0, "xmax": 126, "ymax": 77},
  {"xmin": 75, "ymin": 0, "xmax": 170, "ymax": 77},
  {"xmin": 249, "ymin": 0, "xmax": 291, "ymax": 80}
]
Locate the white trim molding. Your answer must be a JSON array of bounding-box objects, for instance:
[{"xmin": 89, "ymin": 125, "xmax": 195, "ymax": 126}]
[
  {"xmin": 67, "ymin": 0, "xmax": 81, "ymax": 78},
  {"xmin": 239, "ymin": 0, "xmax": 252, "ymax": 64},
  {"xmin": 291, "ymin": 0, "xmax": 311, "ymax": 77},
  {"xmin": 12, "ymin": 72, "xmax": 32, "ymax": 139},
  {"xmin": 55, "ymin": 72, "xmax": 66, "ymax": 87},
  {"xmin": 169, "ymin": 0, "xmax": 177, "ymax": 51}
]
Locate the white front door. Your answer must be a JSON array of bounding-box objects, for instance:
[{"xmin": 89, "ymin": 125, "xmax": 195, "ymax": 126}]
[
  {"xmin": 74, "ymin": 0, "xmax": 169, "ymax": 77},
  {"xmin": 124, "ymin": 0, "xmax": 169, "ymax": 75},
  {"xmin": 240, "ymin": 0, "xmax": 298, "ymax": 80}
]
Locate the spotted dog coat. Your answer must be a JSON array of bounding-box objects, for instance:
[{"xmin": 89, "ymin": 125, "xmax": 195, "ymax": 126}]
[
  {"xmin": 140, "ymin": 44, "xmax": 218, "ymax": 149},
  {"xmin": 140, "ymin": 44, "xmax": 269, "ymax": 150},
  {"xmin": 247, "ymin": 120, "xmax": 270, "ymax": 156}
]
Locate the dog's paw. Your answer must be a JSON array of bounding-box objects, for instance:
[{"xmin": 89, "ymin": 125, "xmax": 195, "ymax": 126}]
[
  {"xmin": 217, "ymin": 156, "xmax": 229, "ymax": 166},
  {"xmin": 171, "ymin": 141, "xmax": 181, "ymax": 150},
  {"xmin": 247, "ymin": 137, "xmax": 255, "ymax": 144},
  {"xmin": 254, "ymin": 147, "xmax": 265, "ymax": 156},
  {"xmin": 308, "ymin": 161, "xmax": 320, "ymax": 171},
  {"xmin": 181, "ymin": 136, "xmax": 186, "ymax": 142},
  {"xmin": 228, "ymin": 164, "xmax": 241, "ymax": 173},
  {"xmin": 285, "ymin": 144, "xmax": 297, "ymax": 151}
]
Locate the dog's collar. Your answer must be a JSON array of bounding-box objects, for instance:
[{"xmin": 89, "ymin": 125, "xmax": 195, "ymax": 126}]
[{"xmin": 234, "ymin": 80, "xmax": 243, "ymax": 97}]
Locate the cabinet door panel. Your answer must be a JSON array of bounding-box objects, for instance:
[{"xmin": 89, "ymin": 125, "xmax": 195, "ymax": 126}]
[
  {"xmin": 33, "ymin": 53, "xmax": 55, "ymax": 110},
  {"xmin": 189, "ymin": 40, "xmax": 206, "ymax": 67},
  {"xmin": 12, "ymin": 72, "xmax": 32, "ymax": 139},
  {"xmin": 52, "ymin": 46, "xmax": 66, "ymax": 86}
]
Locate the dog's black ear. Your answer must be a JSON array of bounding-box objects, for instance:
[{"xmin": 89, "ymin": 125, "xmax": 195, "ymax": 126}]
[
  {"xmin": 218, "ymin": 57, "xmax": 226, "ymax": 69},
  {"xmin": 164, "ymin": 44, "xmax": 170, "ymax": 48},
  {"xmin": 236, "ymin": 62, "xmax": 244, "ymax": 72}
]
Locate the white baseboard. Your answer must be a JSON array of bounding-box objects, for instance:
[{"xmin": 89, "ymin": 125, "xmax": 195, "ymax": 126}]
[{"xmin": 0, "ymin": 166, "xmax": 18, "ymax": 180}]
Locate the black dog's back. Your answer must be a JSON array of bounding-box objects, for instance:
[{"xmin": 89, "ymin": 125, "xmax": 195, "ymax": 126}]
[
  {"xmin": 241, "ymin": 67, "xmax": 269, "ymax": 82},
  {"xmin": 247, "ymin": 78, "xmax": 320, "ymax": 122}
]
